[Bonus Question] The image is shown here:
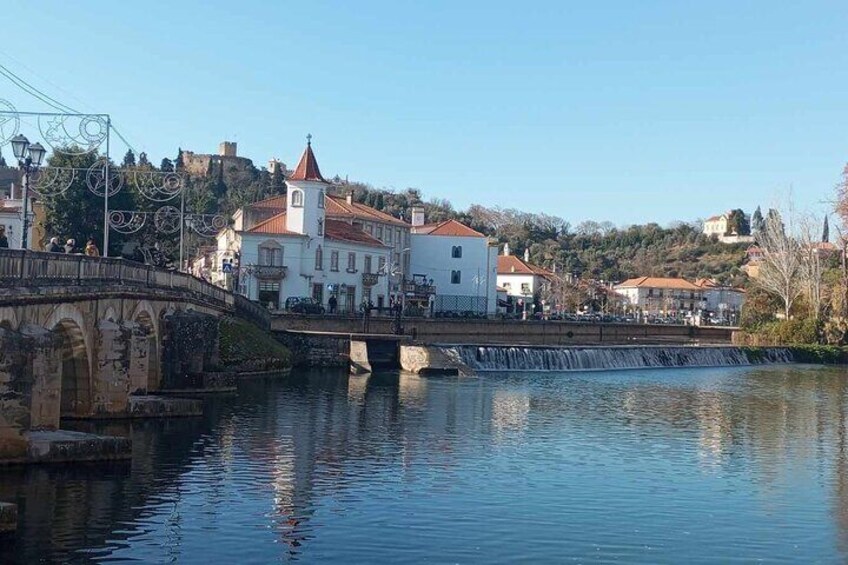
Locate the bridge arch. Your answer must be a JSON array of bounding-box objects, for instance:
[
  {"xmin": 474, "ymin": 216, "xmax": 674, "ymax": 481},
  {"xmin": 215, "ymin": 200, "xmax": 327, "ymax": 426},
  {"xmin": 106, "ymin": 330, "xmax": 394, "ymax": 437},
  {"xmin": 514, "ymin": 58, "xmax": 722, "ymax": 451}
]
[
  {"xmin": 53, "ymin": 318, "xmax": 92, "ymax": 418},
  {"xmin": 133, "ymin": 304, "xmax": 161, "ymax": 392},
  {"xmin": 44, "ymin": 304, "xmax": 93, "ymax": 418}
]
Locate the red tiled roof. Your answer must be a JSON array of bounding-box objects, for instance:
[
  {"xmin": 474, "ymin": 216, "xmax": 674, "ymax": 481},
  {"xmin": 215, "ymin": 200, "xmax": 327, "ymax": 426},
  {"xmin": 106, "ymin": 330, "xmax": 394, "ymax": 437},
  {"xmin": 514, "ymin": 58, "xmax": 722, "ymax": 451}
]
[
  {"xmin": 615, "ymin": 276, "xmax": 701, "ymax": 291},
  {"xmin": 289, "ymin": 142, "xmax": 325, "ymax": 182},
  {"xmin": 246, "ymin": 211, "xmax": 385, "ymax": 247},
  {"xmin": 497, "ymin": 255, "xmax": 553, "ymax": 277},
  {"xmin": 246, "ymin": 212, "xmax": 302, "ymax": 235},
  {"xmin": 324, "ymin": 219, "xmax": 387, "ymax": 247},
  {"xmin": 413, "ymin": 219, "xmax": 485, "ymax": 238},
  {"xmin": 244, "ymin": 194, "xmax": 408, "ymax": 227},
  {"xmin": 326, "ymin": 195, "xmax": 408, "ymax": 226}
]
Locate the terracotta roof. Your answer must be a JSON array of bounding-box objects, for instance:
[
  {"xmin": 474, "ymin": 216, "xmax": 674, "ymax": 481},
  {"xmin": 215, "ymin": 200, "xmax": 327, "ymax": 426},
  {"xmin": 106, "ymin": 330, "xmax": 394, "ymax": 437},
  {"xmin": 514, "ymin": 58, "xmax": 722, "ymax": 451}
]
[
  {"xmin": 324, "ymin": 219, "xmax": 387, "ymax": 247},
  {"xmin": 615, "ymin": 277, "xmax": 702, "ymax": 291},
  {"xmin": 325, "ymin": 195, "xmax": 408, "ymax": 226},
  {"xmin": 246, "ymin": 212, "xmax": 302, "ymax": 235},
  {"xmin": 246, "ymin": 212, "xmax": 385, "ymax": 247},
  {"xmin": 251, "ymin": 195, "xmax": 288, "ymax": 209},
  {"xmin": 413, "ymin": 219, "xmax": 485, "ymax": 238},
  {"xmin": 497, "ymin": 255, "xmax": 553, "ymax": 277},
  {"xmin": 705, "ymin": 215, "xmax": 725, "ymax": 222},
  {"xmin": 244, "ymin": 194, "xmax": 408, "ymax": 227},
  {"xmin": 289, "ymin": 141, "xmax": 325, "ymax": 182}
]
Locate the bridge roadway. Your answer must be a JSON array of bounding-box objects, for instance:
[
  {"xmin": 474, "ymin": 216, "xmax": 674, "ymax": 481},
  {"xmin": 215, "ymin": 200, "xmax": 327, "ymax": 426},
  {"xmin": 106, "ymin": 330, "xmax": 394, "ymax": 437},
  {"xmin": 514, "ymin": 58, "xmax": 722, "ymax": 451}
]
[{"xmin": 0, "ymin": 249, "xmax": 242, "ymax": 464}]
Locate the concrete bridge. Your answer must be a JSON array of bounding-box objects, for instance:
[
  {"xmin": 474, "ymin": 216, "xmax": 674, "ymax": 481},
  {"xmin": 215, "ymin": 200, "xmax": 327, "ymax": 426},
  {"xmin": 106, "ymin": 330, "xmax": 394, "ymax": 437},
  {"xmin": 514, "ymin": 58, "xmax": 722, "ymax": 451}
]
[{"xmin": 0, "ymin": 249, "xmax": 244, "ymax": 463}]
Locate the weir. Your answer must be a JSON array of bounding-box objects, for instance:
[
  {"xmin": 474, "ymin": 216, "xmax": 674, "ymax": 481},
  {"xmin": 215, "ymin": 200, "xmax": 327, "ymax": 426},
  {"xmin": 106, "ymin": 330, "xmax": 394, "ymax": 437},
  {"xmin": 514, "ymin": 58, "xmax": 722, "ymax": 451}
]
[{"xmin": 408, "ymin": 345, "xmax": 795, "ymax": 373}]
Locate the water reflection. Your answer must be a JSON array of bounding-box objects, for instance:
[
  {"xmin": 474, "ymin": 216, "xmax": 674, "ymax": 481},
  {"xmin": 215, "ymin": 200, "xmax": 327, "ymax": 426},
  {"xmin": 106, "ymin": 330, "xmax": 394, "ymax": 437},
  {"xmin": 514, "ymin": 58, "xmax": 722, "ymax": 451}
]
[{"xmin": 2, "ymin": 365, "xmax": 848, "ymax": 563}]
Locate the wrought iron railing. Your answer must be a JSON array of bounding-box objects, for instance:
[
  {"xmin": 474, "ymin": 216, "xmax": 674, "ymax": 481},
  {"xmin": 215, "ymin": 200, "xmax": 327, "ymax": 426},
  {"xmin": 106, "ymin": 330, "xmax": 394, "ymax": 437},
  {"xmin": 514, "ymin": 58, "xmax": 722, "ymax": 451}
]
[{"xmin": 0, "ymin": 249, "xmax": 233, "ymax": 309}]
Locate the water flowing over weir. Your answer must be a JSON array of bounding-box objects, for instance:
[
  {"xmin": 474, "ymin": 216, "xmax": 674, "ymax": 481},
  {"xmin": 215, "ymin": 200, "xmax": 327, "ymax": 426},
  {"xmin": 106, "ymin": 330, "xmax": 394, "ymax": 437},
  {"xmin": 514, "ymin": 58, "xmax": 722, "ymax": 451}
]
[{"xmin": 439, "ymin": 345, "xmax": 795, "ymax": 372}]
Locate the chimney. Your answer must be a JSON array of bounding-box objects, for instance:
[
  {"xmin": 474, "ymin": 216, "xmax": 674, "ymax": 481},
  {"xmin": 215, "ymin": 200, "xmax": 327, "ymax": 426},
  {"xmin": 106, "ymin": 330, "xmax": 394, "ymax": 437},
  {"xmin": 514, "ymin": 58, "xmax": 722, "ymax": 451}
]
[
  {"xmin": 503, "ymin": 242, "xmax": 510, "ymax": 256},
  {"xmin": 346, "ymin": 192, "xmax": 354, "ymax": 205},
  {"xmin": 411, "ymin": 205, "xmax": 425, "ymax": 227},
  {"xmin": 523, "ymin": 248, "xmax": 530, "ymax": 262}
]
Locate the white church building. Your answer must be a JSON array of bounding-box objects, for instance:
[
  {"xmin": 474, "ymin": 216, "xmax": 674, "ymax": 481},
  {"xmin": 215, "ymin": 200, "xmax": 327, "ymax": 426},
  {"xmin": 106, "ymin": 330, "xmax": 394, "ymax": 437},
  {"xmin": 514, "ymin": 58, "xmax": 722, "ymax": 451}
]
[{"xmin": 213, "ymin": 140, "xmax": 391, "ymax": 312}]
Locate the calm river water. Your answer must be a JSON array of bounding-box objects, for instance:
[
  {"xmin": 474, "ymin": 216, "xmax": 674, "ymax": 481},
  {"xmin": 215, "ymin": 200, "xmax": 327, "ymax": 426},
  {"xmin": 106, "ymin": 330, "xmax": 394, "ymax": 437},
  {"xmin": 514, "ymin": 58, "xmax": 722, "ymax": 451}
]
[{"xmin": 3, "ymin": 365, "xmax": 848, "ymax": 563}]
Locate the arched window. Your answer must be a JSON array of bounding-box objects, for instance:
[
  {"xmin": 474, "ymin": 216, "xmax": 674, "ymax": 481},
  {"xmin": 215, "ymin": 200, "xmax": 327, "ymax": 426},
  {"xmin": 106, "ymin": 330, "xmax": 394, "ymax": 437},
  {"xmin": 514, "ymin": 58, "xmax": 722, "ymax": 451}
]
[
  {"xmin": 314, "ymin": 245, "xmax": 323, "ymax": 270},
  {"xmin": 291, "ymin": 189, "xmax": 304, "ymax": 207},
  {"xmin": 451, "ymin": 245, "xmax": 462, "ymax": 258},
  {"xmin": 318, "ymin": 191, "xmax": 325, "ymax": 208}
]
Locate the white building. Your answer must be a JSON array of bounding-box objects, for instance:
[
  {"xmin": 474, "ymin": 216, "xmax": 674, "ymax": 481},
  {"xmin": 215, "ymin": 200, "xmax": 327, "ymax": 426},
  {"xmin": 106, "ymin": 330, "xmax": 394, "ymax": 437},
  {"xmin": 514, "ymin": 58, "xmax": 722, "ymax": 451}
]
[
  {"xmin": 694, "ymin": 278, "xmax": 746, "ymax": 318},
  {"xmin": 409, "ymin": 208, "xmax": 498, "ymax": 315},
  {"xmin": 0, "ymin": 182, "xmax": 36, "ymax": 250},
  {"xmin": 703, "ymin": 213, "xmax": 729, "ymax": 237},
  {"xmin": 496, "ymin": 245, "xmax": 554, "ymax": 300},
  {"xmin": 212, "ymin": 140, "xmax": 391, "ymax": 312},
  {"xmin": 614, "ymin": 277, "xmax": 705, "ymax": 316}
]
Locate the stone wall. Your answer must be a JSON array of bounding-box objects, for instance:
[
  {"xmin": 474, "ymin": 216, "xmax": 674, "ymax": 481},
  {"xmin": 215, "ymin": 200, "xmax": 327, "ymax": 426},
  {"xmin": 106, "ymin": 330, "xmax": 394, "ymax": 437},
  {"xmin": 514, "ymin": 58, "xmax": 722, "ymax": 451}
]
[
  {"xmin": 271, "ymin": 315, "xmax": 734, "ymax": 346},
  {"xmin": 275, "ymin": 332, "xmax": 350, "ymax": 367},
  {"xmin": 160, "ymin": 312, "xmax": 221, "ymax": 388}
]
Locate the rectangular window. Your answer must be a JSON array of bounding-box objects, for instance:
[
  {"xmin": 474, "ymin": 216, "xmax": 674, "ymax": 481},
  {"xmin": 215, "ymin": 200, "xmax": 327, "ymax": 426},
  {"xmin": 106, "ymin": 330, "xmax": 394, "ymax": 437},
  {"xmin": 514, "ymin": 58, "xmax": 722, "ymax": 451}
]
[
  {"xmin": 451, "ymin": 270, "xmax": 461, "ymax": 284},
  {"xmin": 386, "ymin": 228, "xmax": 392, "ymax": 243},
  {"xmin": 315, "ymin": 247, "xmax": 323, "ymax": 270},
  {"xmin": 378, "ymin": 256, "xmax": 386, "ymax": 273},
  {"xmin": 364, "ymin": 255, "xmax": 372, "ymax": 274},
  {"xmin": 330, "ymin": 250, "xmax": 339, "ymax": 271},
  {"xmin": 365, "ymin": 224, "xmax": 373, "ymax": 235},
  {"xmin": 312, "ymin": 283, "xmax": 324, "ymax": 303},
  {"xmin": 376, "ymin": 226, "xmax": 383, "ymax": 240},
  {"xmin": 521, "ymin": 283, "xmax": 530, "ymax": 294},
  {"xmin": 451, "ymin": 245, "xmax": 462, "ymax": 258},
  {"xmin": 347, "ymin": 252, "xmax": 356, "ymax": 272},
  {"xmin": 258, "ymin": 281, "xmax": 280, "ymax": 309},
  {"xmin": 317, "ymin": 219, "xmax": 324, "ymax": 236},
  {"xmin": 395, "ymin": 229, "xmax": 401, "ymax": 247},
  {"xmin": 259, "ymin": 246, "xmax": 282, "ymax": 266}
]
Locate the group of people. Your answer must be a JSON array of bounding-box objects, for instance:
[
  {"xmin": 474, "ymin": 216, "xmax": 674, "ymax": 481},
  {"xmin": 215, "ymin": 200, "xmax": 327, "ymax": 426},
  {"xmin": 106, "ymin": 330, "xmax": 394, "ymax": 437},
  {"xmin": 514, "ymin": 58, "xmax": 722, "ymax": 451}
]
[
  {"xmin": 0, "ymin": 225, "xmax": 101, "ymax": 256},
  {"xmin": 46, "ymin": 237, "xmax": 100, "ymax": 257}
]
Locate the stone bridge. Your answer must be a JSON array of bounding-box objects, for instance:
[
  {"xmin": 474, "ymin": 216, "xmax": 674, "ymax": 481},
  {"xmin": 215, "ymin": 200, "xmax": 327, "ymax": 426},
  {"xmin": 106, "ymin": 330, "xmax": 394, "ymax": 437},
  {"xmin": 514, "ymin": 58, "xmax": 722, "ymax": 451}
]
[{"xmin": 0, "ymin": 249, "xmax": 247, "ymax": 463}]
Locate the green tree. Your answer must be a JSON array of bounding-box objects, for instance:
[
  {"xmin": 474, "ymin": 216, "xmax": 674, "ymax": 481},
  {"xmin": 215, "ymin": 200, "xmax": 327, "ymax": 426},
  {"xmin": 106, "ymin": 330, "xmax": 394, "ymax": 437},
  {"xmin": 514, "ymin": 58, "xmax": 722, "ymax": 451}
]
[
  {"xmin": 725, "ymin": 209, "xmax": 750, "ymax": 235},
  {"xmin": 823, "ymin": 215, "xmax": 830, "ymax": 243},
  {"xmin": 160, "ymin": 158, "xmax": 174, "ymax": 172},
  {"xmin": 751, "ymin": 206, "xmax": 764, "ymax": 233},
  {"xmin": 121, "ymin": 149, "xmax": 136, "ymax": 168},
  {"xmin": 42, "ymin": 150, "xmax": 136, "ymax": 255}
]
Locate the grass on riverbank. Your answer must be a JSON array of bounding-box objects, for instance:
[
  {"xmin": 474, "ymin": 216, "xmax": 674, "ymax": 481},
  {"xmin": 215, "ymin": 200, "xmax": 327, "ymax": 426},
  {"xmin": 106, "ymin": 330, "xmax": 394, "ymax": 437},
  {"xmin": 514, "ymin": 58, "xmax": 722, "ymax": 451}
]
[
  {"xmin": 219, "ymin": 317, "xmax": 292, "ymax": 371},
  {"xmin": 742, "ymin": 345, "xmax": 848, "ymax": 365}
]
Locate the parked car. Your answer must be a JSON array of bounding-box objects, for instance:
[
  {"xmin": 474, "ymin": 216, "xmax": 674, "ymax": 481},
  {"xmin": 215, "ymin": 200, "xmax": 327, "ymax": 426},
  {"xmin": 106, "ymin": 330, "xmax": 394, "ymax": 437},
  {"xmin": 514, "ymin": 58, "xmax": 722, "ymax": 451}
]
[{"xmin": 285, "ymin": 297, "xmax": 325, "ymax": 314}]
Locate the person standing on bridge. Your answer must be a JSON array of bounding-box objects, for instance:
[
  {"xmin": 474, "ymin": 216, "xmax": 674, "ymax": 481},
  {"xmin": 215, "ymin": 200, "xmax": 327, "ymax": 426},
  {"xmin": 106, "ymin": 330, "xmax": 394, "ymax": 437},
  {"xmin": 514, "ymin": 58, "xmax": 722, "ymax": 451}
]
[
  {"xmin": 47, "ymin": 237, "xmax": 62, "ymax": 253},
  {"xmin": 0, "ymin": 226, "xmax": 8, "ymax": 248},
  {"xmin": 64, "ymin": 239, "xmax": 76, "ymax": 254},
  {"xmin": 84, "ymin": 239, "xmax": 100, "ymax": 257}
]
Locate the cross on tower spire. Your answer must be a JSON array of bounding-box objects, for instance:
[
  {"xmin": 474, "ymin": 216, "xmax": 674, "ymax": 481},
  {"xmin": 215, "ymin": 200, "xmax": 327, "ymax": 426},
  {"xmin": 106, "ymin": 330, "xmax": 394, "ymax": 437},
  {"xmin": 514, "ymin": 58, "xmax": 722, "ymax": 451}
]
[{"xmin": 306, "ymin": 133, "xmax": 312, "ymax": 146}]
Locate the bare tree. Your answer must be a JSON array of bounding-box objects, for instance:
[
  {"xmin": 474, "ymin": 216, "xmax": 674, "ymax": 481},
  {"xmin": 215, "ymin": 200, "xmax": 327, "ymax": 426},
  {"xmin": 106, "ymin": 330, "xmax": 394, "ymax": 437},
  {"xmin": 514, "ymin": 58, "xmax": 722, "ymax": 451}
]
[
  {"xmin": 798, "ymin": 213, "xmax": 825, "ymax": 321},
  {"xmin": 755, "ymin": 201, "xmax": 802, "ymax": 319}
]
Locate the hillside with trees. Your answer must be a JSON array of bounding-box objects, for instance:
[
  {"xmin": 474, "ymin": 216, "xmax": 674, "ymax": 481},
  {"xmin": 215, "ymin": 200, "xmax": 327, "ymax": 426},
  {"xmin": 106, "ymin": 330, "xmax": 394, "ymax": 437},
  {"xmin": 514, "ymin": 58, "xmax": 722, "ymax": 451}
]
[{"xmin": 40, "ymin": 148, "xmax": 751, "ymax": 285}]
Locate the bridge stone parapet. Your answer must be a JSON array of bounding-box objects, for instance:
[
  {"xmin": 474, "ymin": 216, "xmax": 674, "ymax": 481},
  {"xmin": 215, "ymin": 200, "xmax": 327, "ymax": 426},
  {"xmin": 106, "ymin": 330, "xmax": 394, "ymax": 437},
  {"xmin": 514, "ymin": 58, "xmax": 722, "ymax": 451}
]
[{"xmin": 0, "ymin": 250, "xmax": 236, "ymax": 464}]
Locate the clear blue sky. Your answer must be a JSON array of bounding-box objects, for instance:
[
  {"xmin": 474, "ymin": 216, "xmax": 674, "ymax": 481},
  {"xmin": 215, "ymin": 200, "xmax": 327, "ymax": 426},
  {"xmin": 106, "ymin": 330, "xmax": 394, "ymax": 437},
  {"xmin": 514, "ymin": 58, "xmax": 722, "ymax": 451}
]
[{"xmin": 2, "ymin": 0, "xmax": 846, "ymax": 225}]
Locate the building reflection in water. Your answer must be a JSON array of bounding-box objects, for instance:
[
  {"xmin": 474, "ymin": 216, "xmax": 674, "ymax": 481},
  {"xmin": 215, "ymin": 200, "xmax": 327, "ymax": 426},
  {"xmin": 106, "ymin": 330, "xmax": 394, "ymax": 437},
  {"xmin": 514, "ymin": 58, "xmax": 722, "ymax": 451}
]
[{"xmin": 5, "ymin": 366, "xmax": 848, "ymax": 562}]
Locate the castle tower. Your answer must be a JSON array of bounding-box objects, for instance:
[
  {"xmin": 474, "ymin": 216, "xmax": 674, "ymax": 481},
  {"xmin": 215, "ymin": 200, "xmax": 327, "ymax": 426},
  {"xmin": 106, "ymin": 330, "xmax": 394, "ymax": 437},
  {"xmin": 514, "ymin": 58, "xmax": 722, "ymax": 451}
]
[{"xmin": 286, "ymin": 135, "xmax": 327, "ymax": 238}]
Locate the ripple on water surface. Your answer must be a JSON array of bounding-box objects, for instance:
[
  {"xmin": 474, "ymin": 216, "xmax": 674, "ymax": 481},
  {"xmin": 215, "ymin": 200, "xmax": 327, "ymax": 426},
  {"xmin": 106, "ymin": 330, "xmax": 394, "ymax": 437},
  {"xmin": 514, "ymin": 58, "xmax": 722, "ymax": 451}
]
[{"xmin": 1, "ymin": 365, "xmax": 847, "ymax": 563}]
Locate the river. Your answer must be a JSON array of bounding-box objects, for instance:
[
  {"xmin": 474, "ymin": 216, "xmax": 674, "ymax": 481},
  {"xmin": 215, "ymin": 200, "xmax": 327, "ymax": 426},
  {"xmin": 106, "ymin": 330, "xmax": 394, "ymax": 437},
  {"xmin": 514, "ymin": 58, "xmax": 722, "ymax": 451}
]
[{"xmin": 2, "ymin": 365, "xmax": 848, "ymax": 563}]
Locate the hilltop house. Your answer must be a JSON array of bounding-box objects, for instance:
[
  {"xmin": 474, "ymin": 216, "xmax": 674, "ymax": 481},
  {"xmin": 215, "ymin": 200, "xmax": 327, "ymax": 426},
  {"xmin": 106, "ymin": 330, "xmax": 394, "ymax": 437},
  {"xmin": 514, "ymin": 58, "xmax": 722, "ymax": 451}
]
[
  {"xmin": 614, "ymin": 277, "xmax": 705, "ymax": 317},
  {"xmin": 409, "ymin": 207, "xmax": 498, "ymax": 315},
  {"xmin": 212, "ymin": 140, "xmax": 390, "ymax": 312}
]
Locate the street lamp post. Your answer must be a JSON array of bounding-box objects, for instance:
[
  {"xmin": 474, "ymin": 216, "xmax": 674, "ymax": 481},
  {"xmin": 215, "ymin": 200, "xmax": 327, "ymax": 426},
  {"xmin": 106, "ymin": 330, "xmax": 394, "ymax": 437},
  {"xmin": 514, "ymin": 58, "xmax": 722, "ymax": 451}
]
[{"xmin": 10, "ymin": 135, "xmax": 47, "ymax": 250}]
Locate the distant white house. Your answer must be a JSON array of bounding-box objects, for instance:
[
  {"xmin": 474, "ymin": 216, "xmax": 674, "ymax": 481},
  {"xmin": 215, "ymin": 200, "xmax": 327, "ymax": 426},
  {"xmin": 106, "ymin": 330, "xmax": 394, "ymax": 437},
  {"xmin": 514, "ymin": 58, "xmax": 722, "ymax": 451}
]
[
  {"xmin": 496, "ymin": 245, "xmax": 554, "ymax": 301},
  {"xmin": 703, "ymin": 211, "xmax": 754, "ymax": 244},
  {"xmin": 614, "ymin": 277, "xmax": 705, "ymax": 316},
  {"xmin": 409, "ymin": 208, "xmax": 498, "ymax": 315},
  {"xmin": 694, "ymin": 278, "xmax": 745, "ymax": 320}
]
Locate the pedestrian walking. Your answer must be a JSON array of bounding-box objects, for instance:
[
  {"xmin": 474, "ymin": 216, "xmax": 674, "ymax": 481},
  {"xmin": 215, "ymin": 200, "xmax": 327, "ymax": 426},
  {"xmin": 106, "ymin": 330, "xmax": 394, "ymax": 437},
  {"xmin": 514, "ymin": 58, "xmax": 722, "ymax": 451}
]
[{"xmin": 328, "ymin": 294, "xmax": 338, "ymax": 314}]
